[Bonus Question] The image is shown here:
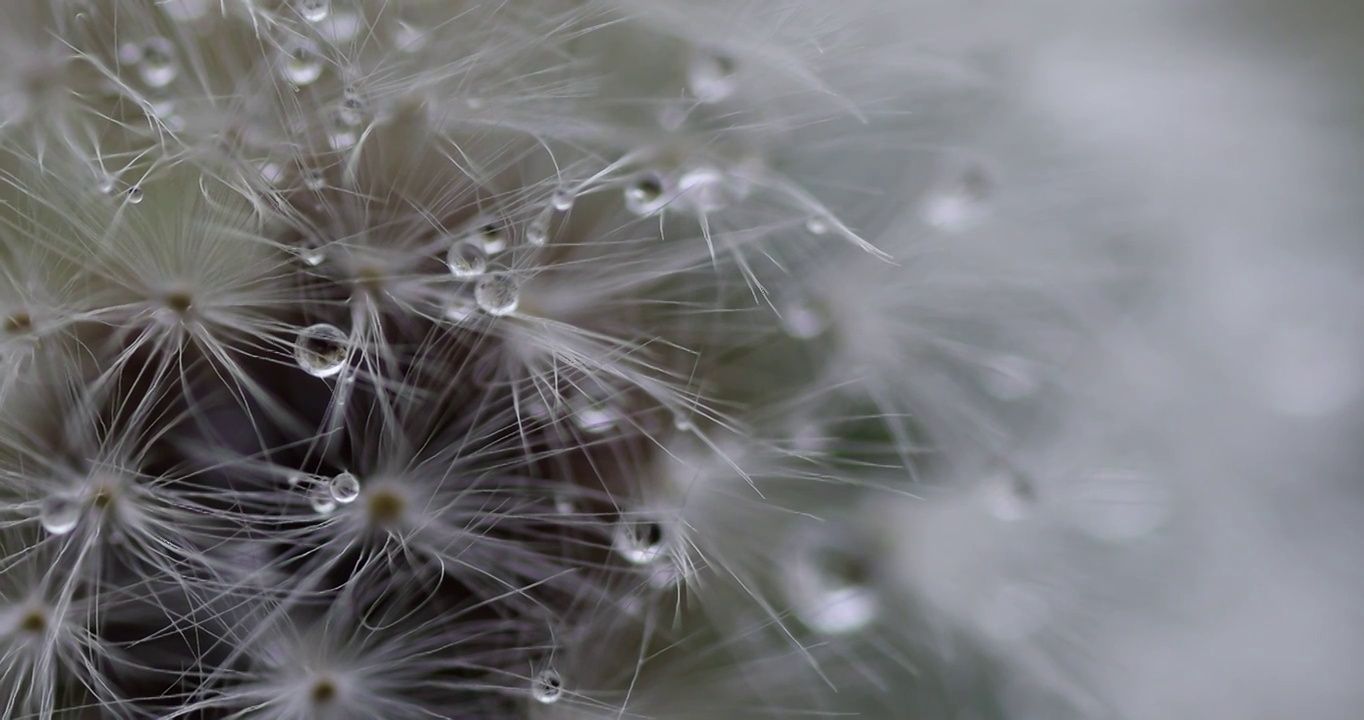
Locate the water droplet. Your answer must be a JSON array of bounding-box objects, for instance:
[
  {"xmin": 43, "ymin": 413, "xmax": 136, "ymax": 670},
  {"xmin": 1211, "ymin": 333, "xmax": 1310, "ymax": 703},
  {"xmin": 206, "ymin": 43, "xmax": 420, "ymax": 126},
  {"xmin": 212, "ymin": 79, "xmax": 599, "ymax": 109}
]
[
  {"xmin": 295, "ymin": 246, "xmax": 326, "ymax": 267},
  {"xmin": 570, "ymin": 392, "xmax": 619, "ymax": 435},
  {"xmin": 624, "ymin": 173, "xmax": 668, "ymax": 216},
  {"xmin": 257, "ymin": 162, "xmax": 287, "ymax": 187},
  {"xmin": 97, "ymin": 174, "xmax": 117, "ymax": 195},
  {"xmin": 446, "ymin": 240, "xmax": 487, "ymax": 279},
  {"xmin": 126, "ymin": 186, "xmax": 144, "ymax": 204},
  {"xmin": 392, "ymin": 21, "xmax": 428, "ymax": 53},
  {"xmin": 787, "ymin": 531, "xmax": 879, "ymax": 635},
  {"xmin": 138, "ymin": 37, "xmax": 179, "ymax": 89},
  {"xmin": 687, "ymin": 48, "xmax": 737, "ymax": 103},
  {"xmin": 117, "ymin": 42, "xmax": 142, "ymax": 66},
  {"xmin": 976, "ymin": 583, "xmax": 1050, "ymax": 643},
  {"xmin": 303, "ymin": 170, "xmax": 327, "ymax": 191},
  {"xmin": 550, "ymin": 187, "xmax": 575, "ymax": 212},
  {"xmin": 531, "ymin": 668, "xmax": 563, "ymax": 704},
  {"xmin": 329, "ymin": 472, "xmax": 360, "ymax": 504},
  {"xmin": 336, "ymin": 88, "xmax": 365, "ymax": 126},
  {"xmin": 779, "ymin": 297, "xmax": 826, "ymax": 339},
  {"xmin": 676, "ymin": 165, "xmax": 746, "ymax": 213},
  {"xmin": 1068, "ymin": 468, "xmax": 1169, "ymax": 543},
  {"xmin": 525, "ymin": 211, "xmax": 551, "ymax": 247},
  {"xmin": 553, "ymin": 494, "xmax": 574, "ymax": 515},
  {"xmin": 443, "ymin": 296, "xmax": 478, "ymax": 323},
  {"xmin": 981, "ymin": 471, "xmax": 1034, "ymax": 522},
  {"xmin": 309, "ymin": 481, "xmax": 337, "ymax": 514},
  {"xmin": 285, "ymin": 472, "xmax": 310, "ymax": 488},
  {"xmin": 474, "ymin": 274, "xmax": 519, "ymax": 316},
  {"xmin": 296, "ymin": 0, "xmax": 330, "ymax": 22},
  {"xmin": 981, "ymin": 354, "xmax": 1038, "ymax": 401},
  {"xmin": 922, "ymin": 163, "xmax": 993, "ymax": 231},
  {"xmin": 805, "ymin": 216, "xmax": 829, "ymax": 235},
  {"xmin": 281, "ymin": 38, "xmax": 324, "ymax": 86},
  {"xmin": 473, "ymin": 222, "xmax": 508, "ymax": 254},
  {"xmin": 294, "ymin": 323, "xmax": 349, "ymax": 378},
  {"xmin": 40, "ymin": 495, "xmax": 80, "ymax": 535},
  {"xmin": 613, "ymin": 517, "xmax": 667, "ymax": 565}
]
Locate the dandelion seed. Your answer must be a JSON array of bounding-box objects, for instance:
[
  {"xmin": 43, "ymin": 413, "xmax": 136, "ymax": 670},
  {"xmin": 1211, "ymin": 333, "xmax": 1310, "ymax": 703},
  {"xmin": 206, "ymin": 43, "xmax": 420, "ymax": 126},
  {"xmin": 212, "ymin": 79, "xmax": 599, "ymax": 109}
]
[
  {"xmin": 613, "ymin": 517, "xmax": 667, "ymax": 565},
  {"xmin": 392, "ymin": 21, "xmax": 428, "ymax": 53},
  {"xmin": 294, "ymin": 323, "xmax": 349, "ymax": 378},
  {"xmin": 532, "ymin": 668, "xmax": 564, "ymax": 704},
  {"xmin": 281, "ymin": 38, "xmax": 324, "ymax": 86},
  {"xmin": 474, "ymin": 273, "xmax": 519, "ymax": 316},
  {"xmin": 687, "ymin": 48, "xmax": 738, "ymax": 103},
  {"xmin": 329, "ymin": 472, "xmax": 360, "ymax": 504},
  {"xmin": 138, "ymin": 37, "xmax": 179, "ymax": 89},
  {"xmin": 40, "ymin": 495, "xmax": 80, "ymax": 536},
  {"xmin": 296, "ymin": 0, "xmax": 330, "ymax": 23},
  {"xmin": 446, "ymin": 240, "xmax": 488, "ymax": 279},
  {"xmin": 624, "ymin": 172, "xmax": 668, "ymax": 216}
]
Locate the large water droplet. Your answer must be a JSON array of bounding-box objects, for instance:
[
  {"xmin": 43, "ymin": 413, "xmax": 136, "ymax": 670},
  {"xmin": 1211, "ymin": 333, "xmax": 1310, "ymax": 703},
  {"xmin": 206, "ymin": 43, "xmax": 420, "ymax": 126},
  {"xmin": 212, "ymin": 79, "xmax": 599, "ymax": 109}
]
[
  {"xmin": 138, "ymin": 37, "xmax": 179, "ymax": 89},
  {"xmin": 570, "ymin": 391, "xmax": 620, "ymax": 434},
  {"xmin": 329, "ymin": 472, "xmax": 360, "ymax": 504},
  {"xmin": 922, "ymin": 163, "xmax": 993, "ymax": 231},
  {"xmin": 446, "ymin": 240, "xmax": 487, "ymax": 279},
  {"xmin": 296, "ymin": 0, "xmax": 330, "ymax": 23},
  {"xmin": 687, "ymin": 48, "xmax": 737, "ymax": 103},
  {"xmin": 1068, "ymin": 468, "xmax": 1169, "ymax": 543},
  {"xmin": 624, "ymin": 172, "xmax": 668, "ymax": 216},
  {"xmin": 550, "ymin": 187, "xmax": 575, "ymax": 212},
  {"xmin": 787, "ymin": 531, "xmax": 879, "ymax": 635},
  {"xmin": 531, "ymin": 668, "xmax": 563, "ymax": 704},
  {"xmin": 126, "ymin": 186, "xmax": 144, "ymax": 204},
  {"xmin": 613, "ymin": 517, "xmax": 667, "ymax": 565},
  {"xmin": 294, "ymin": 323, "xmax": 349, "ymax": 378},
  {"xmin": 40, "ymin": 495, "xmax": 80, "ymax": 535},
  {"xmin": 473, "ymin": 221, "xmax": 508, "ymax": 254},
  {"xmin": 309, "ymin": 481, "xmax": 337, "ymax": 514},
  {"xmin": 336, "ymin": 87, "xmax": 365, "ymax": 127},
  {"xmin": 474, "ymin": 274, "xmax": 519, "ymax": 316},
  {"xmin": 525, "ymin": 211, "xmax": 551, "ymax": 247},
  {"xmin": 281, "ymin": 38, "xmax": 324, "ymax": 86}
]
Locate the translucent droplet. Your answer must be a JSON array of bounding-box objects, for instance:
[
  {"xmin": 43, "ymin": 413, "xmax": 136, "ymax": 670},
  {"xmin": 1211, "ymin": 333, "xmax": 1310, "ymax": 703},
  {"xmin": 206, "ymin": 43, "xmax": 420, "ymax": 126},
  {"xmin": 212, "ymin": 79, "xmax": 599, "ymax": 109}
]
[
  {"xmin": 525, "ymin": 211, "xmax": 551, "ymax": 247},
  {"xmin": 303, "ymin": 170, "xmax": 327, "ymax": 191},
  {"xmin": 296, "ymin": 246, "xmax": 326, "ymax": 267},
  {"xmin": 97, "ymin": 175, "xmax": 117, "ymax": 195},
  {"xmin": 474, "ymin": 222, "xmax": 508, "ymax": 254},
  {"xmin": 281, "ymin": 38, "xmax": 324, "ymax": 86},
  {"xmin": 285, "ymin": 472, "xmax": 310, "ymax": 488},
  {"xmin": 296, "ymin": 0, "xmax": 330, "ymax": 23},
  {"xmin": 553, "ymin": 494, "xmax": 574, "ymax": 515},
  {"xmin": 446, "ymin": 241, "xmax": 487, "ymax": 279},
  {"xmin": 474, "ymin": 274, "xmax": 519, "ymax": 316},
  {"xmin": 982, "ymin": 354, "xmax": 1038, "ymax": 401},
  {"xmin": 329, "ymin": 472, "xmax": 360, "ymax": 504},
  {"xmin": 787, "ymin": 532, "xmax": 879, "ymax": 635},
  {"xmin": 779, "ymin": 297, "xmax": 826, "ymax": 340},
  {"xmin": 676, "ymin": 165, "xmax": 746, "ymax": 213},
  {"xmin": 393, "ymin": 21, "xmax": 428, "ymax": 53},
  {"xmin": 687, "ymin": 48, "xmax": 737, "ymax": 103},
  {"xmin": 309, "ymin": 481, "xmax": 337, "ymax": 515},
  {"xmin": 570, "ymin": 393, "xmax": 619, "ymax": 435},
  {"xmin": 294, "ymin": 323, "xmax": 349, "ymax": 378},
  {"xmin": 613, "ymin": 517, "xmax": 667, "ymax": 565},
  {"xmin": 138, "ymin": 37, "xmax": 179, "ymax": 89},
  {"xmin": 550, "ymin": 187, "xmax": 575, "ymax": 212},
  {"xmin": 922, "ymin": 163, "xmax": 993, "ymax": 232},
  {"xmin": 336, "ymin": 88, "xmax": 365, "ymax": 127},
  {"xmin": 443, "ymin": 296, "xmax": 478, "ymax": 323},
  {"xmin": 126, "ymin": 186, "xmax": 144, "ymax": 204},
  {"xmin": 40, "ymin": 495, "xmax": 80, "ymax": 535},
  {"xmin": 1068, "ymin": 468, "xmax": 1169, "ymax": 543},
  {"xmin": 981, "ymin": 471, "xmax": 1034, "ymax": 522},
  {"xmin": 805, "ymin": 216, "xmax": 830, "ymax": 235},
  {"xmin": 531, "ymin": 668, "xmax": 563, "ymax": 704},
  {"xmin": 624, "ymin": 173, "xmax": 668, "ymax": 216}
]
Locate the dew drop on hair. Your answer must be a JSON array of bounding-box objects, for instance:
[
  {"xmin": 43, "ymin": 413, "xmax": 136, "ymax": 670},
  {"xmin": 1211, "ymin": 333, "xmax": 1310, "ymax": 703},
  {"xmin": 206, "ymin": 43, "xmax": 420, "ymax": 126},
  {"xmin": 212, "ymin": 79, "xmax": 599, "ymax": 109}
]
[
  {"xmin": 293, "ymin": 323, "xmax": 349, "ymax": 378},
  {"xmin": 329, "ymin": 472, "xmax": 360, "ymax": 504},
  {"xmin": 624, "ymin": 172, "xmax": 668, "ymax": 216},
  {"xmin": 613, "ymin": 517, "xmax": 667, "ymax": 565},
  {"xmin": 281, "ymin": 38, "xmax": 324, "ymax": 86},
  {"xmin": 137, "ymin": 37, "xmax": 179, "ymax": 89},
  {"xmin": 531, "ymin": 668, "xmax": 563, "ymax": 704},
  {"xmin": 40, "ymin": 495, "xmax": 80, "ymax": 535},
  {"xmin": 296, "ymin": 0, "xmax": 330, "ymax": 23},
  {"xmin": 474, "ymin": 274, "xmax": 519, "ymax": 316},
  {"xmin": 446, "ymin": 240, "xmax": 487, "ymax": 279}
]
